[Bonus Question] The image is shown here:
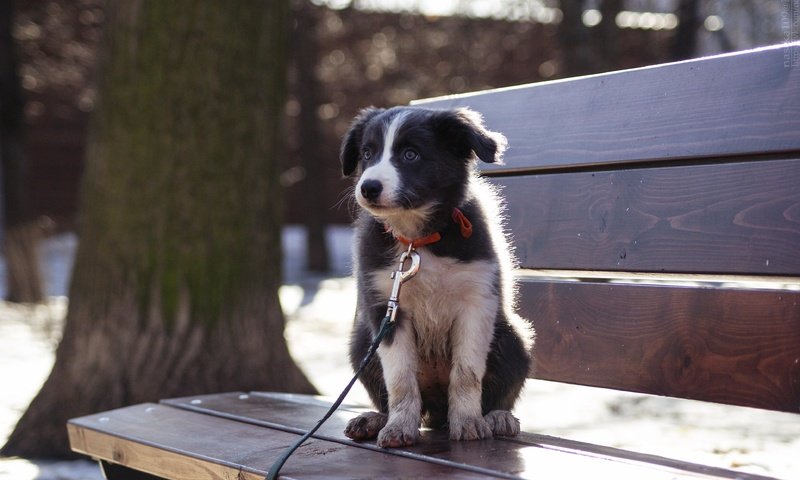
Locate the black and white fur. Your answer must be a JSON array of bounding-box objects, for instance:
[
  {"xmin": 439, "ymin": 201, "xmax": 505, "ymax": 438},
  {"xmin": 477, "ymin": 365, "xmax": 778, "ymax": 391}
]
[{"xmin": 341, "ymin": 106, "xmax": 533, "ymax": 448}]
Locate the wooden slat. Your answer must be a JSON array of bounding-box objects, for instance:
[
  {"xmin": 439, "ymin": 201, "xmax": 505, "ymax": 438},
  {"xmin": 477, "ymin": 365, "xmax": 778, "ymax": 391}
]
[
  {"xmin": 494, "ymin": 158, "xmax": 800, "ymax": 275},
  {"xmin": 163, "ymin": 392, "xmax": 771, "ymax": 480},
  {"xmin": 68, "ymin": 393, "xmax": 780, "ymax": 479},
  {"xmin": 166, "ymin": 394, "xmax": 529, "ymax": 479},
  {"xmin": 414, "ymin": 43, "xmax": 800, "ymax": 173},
  {"xmin": 517, "ymin": 278, "xmax": 800, "ymax": 412},
  {"xmin": 67, "ymin": 402, "xmax": 485, "ymax": 479}
]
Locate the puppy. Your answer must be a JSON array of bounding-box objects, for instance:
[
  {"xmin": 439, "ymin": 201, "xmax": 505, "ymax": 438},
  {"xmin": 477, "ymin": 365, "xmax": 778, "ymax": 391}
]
[{"xmin": 340, "ymin": 106, "xmax": 533, "ymax": 448}]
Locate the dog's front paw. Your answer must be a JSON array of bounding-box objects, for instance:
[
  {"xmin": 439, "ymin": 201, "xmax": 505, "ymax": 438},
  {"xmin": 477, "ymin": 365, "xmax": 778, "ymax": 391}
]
[
  {"xmin": 484, "ymin": 410, "xmax": 520, "ymax": 437},
  {"xmin": 376, "ymin": 419, "xmax": 420, "ymax": 448},
  {"xmin": 344, "ymin": 411, "xmax": 387, "ymax": 441},
  {"xmin": 449, "ymin": 415, "xmax": 493, "ymax": 441}
]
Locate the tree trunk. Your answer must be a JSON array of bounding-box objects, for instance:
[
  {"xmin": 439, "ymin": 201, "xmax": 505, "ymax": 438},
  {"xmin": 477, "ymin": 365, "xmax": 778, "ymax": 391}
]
[
  {"xmin": 1, "ymin": 0, "xmax": 316, "ymax": 459},
  {"xmin": 1, "ymin": 0, "xmax": 44, "ymax": 303},
  {"xmin": 293, "ymin": 1, "xmax": 330, "ymax": 273},
  {"xmin": 671, "ymin": 0, "xmax": 701, "ymax": 60},
  {"xmin": 596, "ymin": 0, "xmax": 622, "ymax": 72},
  {"xmin": 558, "ymin": 0, "xmax": 594, "ymax": 77}
]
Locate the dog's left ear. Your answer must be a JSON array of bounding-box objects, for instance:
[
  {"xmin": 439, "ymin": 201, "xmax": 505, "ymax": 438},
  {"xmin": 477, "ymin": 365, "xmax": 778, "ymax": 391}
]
[
  {"xmin": 340, "ymin": 107, "xmax": 384, "ymax": 176},
  {"xmin": 433, "ymin": 108, "xmax": 507, "ymax": 164}
]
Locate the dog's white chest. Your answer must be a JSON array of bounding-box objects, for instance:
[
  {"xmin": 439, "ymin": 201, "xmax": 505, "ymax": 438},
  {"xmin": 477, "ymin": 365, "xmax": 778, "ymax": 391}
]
[{"xmin": 371, "ymin": 250, "xmax": 498, "ymax": 358}]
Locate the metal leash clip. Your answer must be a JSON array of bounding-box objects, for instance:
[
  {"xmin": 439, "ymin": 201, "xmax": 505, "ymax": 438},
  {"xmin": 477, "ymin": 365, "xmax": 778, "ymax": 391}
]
[{"xmin": 385, "ymin": 244, "xmax": 420, "ymax": 324}]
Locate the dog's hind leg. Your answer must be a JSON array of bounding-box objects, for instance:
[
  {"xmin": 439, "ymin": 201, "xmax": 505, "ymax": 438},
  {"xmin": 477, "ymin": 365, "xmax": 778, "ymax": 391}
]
[
  {"xmin": 345, "ymin": 411, "xmax": 388, "ymax": 440},
  {"xmin": 483, "ymin": 410, "xmax": 520, "ymax": 437},
  {"xmin": 479, "ymin": 314, "xmax": 530, "ymax": 438}
]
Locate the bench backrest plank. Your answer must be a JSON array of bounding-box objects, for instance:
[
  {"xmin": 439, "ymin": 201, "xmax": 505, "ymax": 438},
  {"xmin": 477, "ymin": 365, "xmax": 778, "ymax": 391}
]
[
  {"xmin": 416, "ymin": 43, "xmax": 800, "ymax": 413},
  {"xmin": 421, "ymin": 44, "xmax": 800, "ymax": 174},
  {"xmin": 496, "ymin": 159, "xmax": 800, "ymax": 275},
  {"xmin": 519, "ymin": 280, "xmax": 800, "ymax": 412}
]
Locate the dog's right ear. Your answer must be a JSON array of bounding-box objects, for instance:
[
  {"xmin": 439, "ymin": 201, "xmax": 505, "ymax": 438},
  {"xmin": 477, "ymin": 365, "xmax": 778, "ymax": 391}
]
[
  {"xmin": 430, "ymin": 107, "xmax": 507, "ymax": 164},
  {"xmin": 340, "ymin": 107, "xmax": 384, "ymax": 177}
]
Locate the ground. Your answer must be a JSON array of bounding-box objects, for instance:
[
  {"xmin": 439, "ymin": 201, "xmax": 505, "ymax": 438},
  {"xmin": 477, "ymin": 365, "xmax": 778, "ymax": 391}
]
[{"xmin": 0, "ymin": 228, "xmax": 798, "ymax": 479}]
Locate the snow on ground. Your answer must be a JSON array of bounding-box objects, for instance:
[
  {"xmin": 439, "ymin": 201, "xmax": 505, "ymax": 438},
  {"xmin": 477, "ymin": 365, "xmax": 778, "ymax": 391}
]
[{"xmin": 1, "ymin": 228, "xmax": 798, "ymax": 479}]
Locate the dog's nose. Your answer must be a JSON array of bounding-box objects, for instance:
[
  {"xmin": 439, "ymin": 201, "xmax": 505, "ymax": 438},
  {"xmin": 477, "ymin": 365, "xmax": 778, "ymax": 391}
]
[{"xmin": 360, "ymin": 180, "xmax": 383, "ymax": 201}]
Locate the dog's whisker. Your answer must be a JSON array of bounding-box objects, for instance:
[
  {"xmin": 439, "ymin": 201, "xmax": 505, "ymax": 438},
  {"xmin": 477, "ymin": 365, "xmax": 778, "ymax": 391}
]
[
  {"xmin": 331, "ymin": 186, "xmax": 361, "ymax": 220},
  {"xmin": 332, "ymin": 186, "xmax": 354, "ymax": 210}
]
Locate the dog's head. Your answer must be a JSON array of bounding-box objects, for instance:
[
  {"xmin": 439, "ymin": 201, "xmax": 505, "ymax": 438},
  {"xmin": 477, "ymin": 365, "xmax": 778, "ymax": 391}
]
[{"xmin": 340, "ymin": 106, "xmax": 506, "ymax": 228}]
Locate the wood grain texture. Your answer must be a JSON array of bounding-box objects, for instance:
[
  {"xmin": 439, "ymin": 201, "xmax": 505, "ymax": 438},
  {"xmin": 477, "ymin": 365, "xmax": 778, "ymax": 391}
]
[
  {"xmin": 181, "ymin": 392, "xmax": 775, "ymax": 479},
  {"xmin": 69, "ymin": 392, "xmax": 774, "ymax": 480},
  {"xmin": 415, "ymin": 43, "xmax": 800, "ymax": 173},
  {"xmin": 517, "ymin": 278, "xmax": 800, "ymax": 412},
  {"xmin": 67, "ymin": 403, "xmax": 485, "ymax": 479},
  {"xmin": 494, "ymin": 158, "xmax": 800, "ymax": 275}
]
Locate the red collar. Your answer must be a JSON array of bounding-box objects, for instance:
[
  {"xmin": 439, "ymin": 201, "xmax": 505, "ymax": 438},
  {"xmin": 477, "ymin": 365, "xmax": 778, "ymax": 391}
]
[{"xmin": 386, "ymin": 208, "xmax": 473, "ymax": 248}]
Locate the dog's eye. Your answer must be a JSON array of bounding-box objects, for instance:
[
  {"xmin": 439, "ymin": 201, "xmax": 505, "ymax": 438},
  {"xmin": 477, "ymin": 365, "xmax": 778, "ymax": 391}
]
[
  {"xmin": 402, "ymin": 148, "xmax": 419, "ymax": 162},
  {"xmin": 362, "ymin": 148, "xmax": 372, "ymax": 161}
]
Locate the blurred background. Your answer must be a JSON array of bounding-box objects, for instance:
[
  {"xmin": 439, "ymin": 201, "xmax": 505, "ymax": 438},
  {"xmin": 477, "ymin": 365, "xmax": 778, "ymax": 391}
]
[
  {"xmin": 1, "ymin": 1, "xmax": 797, "ymax": 479},
  {"xmin": 0, "ymin": 0, "xmax": 791, "ymax": 283}
]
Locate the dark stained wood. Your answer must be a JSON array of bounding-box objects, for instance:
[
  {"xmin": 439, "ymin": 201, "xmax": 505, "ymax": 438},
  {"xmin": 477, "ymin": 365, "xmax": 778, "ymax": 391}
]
[
  {"xmin": 494, "ymin": 158, "xmax": 800, "ymax": 275},
  {"xmin": 67, "ymin": 402, "xmax": 487, "ymax": 479},
  {"xmin": 415, "ymin": 43, "xmax": 800, "ymax": 173},
  {"xmin": 167, "ymin": 392, "xmax": 776, "ymax": 479},
  {"xmin": 164, "ymin": 394, "xmax": 530, "ymax": 479},
  {"xmin": 517, "ymin": 278, "xmax": 800, "ymax": 413},
  {"xmin": 69, "ymin": 392, "xmax": 775, "ymax": 480}
]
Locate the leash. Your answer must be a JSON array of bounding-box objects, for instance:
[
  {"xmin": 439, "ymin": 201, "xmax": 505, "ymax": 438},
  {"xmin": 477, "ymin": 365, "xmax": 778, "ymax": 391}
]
[{"xmin": 265, "ymin": 244, "xmax": 421, "ymax": 480}]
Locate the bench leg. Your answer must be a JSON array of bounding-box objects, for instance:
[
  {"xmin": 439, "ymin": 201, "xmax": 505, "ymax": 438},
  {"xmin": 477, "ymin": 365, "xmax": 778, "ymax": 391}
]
[{"xmin": 100, "ymin": 461, "xmax": 166, "ymax": 480}]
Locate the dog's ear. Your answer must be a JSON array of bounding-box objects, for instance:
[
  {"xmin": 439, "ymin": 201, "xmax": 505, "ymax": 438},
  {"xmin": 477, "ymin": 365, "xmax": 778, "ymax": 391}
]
[
  {"xmin": 432, "ymin": 108, "xmax": 507, "ymax": 164},
  {"xmin": 340, "ymin": 107, "xmax": 384, "ymax": 176}
]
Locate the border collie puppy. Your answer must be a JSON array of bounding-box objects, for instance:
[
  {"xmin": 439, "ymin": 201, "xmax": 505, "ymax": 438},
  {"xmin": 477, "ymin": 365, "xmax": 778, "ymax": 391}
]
[{"xmin": 340, "ymin": 106, "xmax": 533, "ymax": 448}]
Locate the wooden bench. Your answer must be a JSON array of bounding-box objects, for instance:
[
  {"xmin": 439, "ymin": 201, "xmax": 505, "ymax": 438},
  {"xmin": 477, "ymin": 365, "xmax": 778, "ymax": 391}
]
[{"xmin": 68, "ymin": 43, "xmax": 800, "ymax": 479}]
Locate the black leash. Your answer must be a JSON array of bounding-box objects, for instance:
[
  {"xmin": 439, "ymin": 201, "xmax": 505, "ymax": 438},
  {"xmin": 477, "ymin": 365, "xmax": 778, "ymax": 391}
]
[
  {"xmin": 265, "ymin": 315, "xmax": 392, "ymax": 480},
  {"xmin": 265, "ymin": 247, "xmax": 420, "ymax": 480}
]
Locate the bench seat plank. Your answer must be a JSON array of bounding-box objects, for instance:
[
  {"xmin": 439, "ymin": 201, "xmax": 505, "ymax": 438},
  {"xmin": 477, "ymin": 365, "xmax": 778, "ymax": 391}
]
[
  {"xmin": 518, "ymin": 278, "xmax": 800, "ymax": 412},
  {"xmin": 67, "ymin": 392, "xmax": 778, "ymax": 479},
  {"xmin": 493, "ymin": 158, "xmax": 800, "ymax": 275},
  {"xmin": 167, "ymin": 392, "xmax": 780, "ymax": 479},
  {"xmin": 68, "ymin": 400, "xmax": 485, "ymax": 479}
]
